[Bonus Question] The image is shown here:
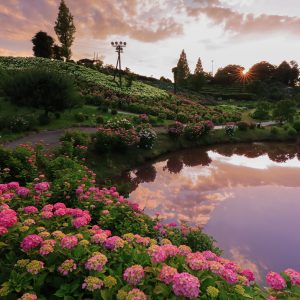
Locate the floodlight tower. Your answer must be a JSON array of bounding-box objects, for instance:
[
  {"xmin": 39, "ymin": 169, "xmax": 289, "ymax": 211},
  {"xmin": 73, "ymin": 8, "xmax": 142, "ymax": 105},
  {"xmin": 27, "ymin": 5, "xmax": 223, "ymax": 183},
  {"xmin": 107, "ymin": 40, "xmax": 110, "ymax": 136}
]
[{"xmin": 111, "ymin": 41, "xmax": 127, "ymax": 87}]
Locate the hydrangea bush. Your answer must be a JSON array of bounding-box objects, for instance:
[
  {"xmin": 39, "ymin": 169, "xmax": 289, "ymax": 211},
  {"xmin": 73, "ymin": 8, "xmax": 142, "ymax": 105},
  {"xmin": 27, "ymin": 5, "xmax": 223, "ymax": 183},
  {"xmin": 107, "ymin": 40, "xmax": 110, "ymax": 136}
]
[{"xmin": 1, "ymin": 180, "xmax": 300, "ymax": 299}]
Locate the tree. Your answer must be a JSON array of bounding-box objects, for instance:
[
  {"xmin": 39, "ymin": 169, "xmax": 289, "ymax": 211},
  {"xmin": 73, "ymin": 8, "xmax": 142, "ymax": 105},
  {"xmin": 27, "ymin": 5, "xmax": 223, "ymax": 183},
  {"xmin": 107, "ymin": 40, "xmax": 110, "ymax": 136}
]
[
  {"xmin": 4, "ymin": 69, "xmax": 79, "ymax": 116},
  {"xmin": 176, "ymin": 50, "xmax": 190, "ymax": 87},
  {"xmin": 52, "ymin": 44, "xmax": 63, "ymax": 60},
  {"xmin": 194, "ymin": 58, "xmax": 204, "ymax": 75},
  {"xmin": 32, "ymin": 31, "xmax": 54, "ymax": 58},
  {"xmin": 54, "ymin": 0, "xmax": 76, "ymax": 60},
  {"xmin": 249, "ymin": 61, "xmax": 275, "ymax": 82},
  {"xmin": 273, "ymin": 99, "xmax": 296, "ymax": 122},
  {"xmin": 213, "ymin": 64, "xmax": 244, "ymax": 85}
]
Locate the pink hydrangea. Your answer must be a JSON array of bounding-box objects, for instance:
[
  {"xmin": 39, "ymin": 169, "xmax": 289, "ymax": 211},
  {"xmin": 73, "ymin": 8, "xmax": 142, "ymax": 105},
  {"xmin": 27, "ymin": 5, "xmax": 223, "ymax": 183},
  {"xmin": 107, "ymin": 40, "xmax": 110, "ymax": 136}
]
[
  {"xmin": 172, "ymin": 272, "xmax": 200, "ymax": 299},
  {"xmin": 72, "ymin": 216, "xmax": 90, "ymax": 228},
  {"xmin": 221, "ymin": 268, "xmax": 238, "ymax": 284},
  {"xmin": 161, "ymin": 244, "xmax": 179, "ymax": 258},
  {"xmin": 21, "ymin": 234, "xmax": 43, "ymax": 252},
  {"xmin": 58, "ymin": 259, "xmax": 77, "ymax": 276},
  {"xmin": 91, "ymin": 233, "xmax": 108, "ymax": 244},
  {"xmin": 126, "ymin": 288, "xmax": 147, "ymax": 300},
  {"xmin": 54, "ymin": 208, "xmax": 67, "ymax": 216},
  {"xmin": 186, "ymin": 252, "xmax": 209, "ymax": 271},
  {"xmin": 53, "ymin": 202, "xmax": 66, "ymax": 210},
  {"xmin": 103, "ymin": 236, "xmax": 125, "ymax": 250},
  {"xmin": 0, "ymin": 208, "xmax": 17, "ymax": 228},
  {"xmin": 134, "ymin": 235, "xmax": 151, "ymax": 246},
  {"xmin": 34, "ymin": 182, "xmax": 50, "ymax": 192},
  {"xmin": 159, "ymin": 265, "xmax": 178, "ymax": 284},
  {"xmin": 241, "ymin": 269, "xmax": 255, "ymax": 283},
  {"xmin": 202, "ymin": 250, "xmax": 218, "ymax": 261},
  {"xmin": 148, "ymin": 245, "xmax": 167, "ymax": 263},
  {"xmin": 85, "ymin": 253, "xmax": 108, "ymax": 271},
  {"xmin": 41, "ymin": 211, "xmax": 53, "ymax": 219},
  {"xmin": 18, "ymin": 293, "xmax": 37, "ymax": 300},
  {"xmin": 0, "ymin": 226, "xmax": 8, "ymax": 236},
  {"xmin": 208, "ymin": 261, "xmax": 225, "ymax": 275},
  {"xmin": 60, "ymin": 236, "xmax": 78, "ymax": 249},
  {"xmin": 23, "ymin": 206, "xmax": 38, "ymax": 214},
  {"xmin": 42, "ymin": 204, "xmax": 54, "ymax": 212},
  {"xmin": 17, "ymin": 187, "xmax": 30, "ymax": 198},
  {"xmin": 123, "ymin": 265, "xmax": 145, "ymax": 286},
  {"xmin": 178, "ymin": 245, "xmax": 192, "ymax": 256},
  {"xmin": 7, "ymin": 182, "xmax": 20, "ymax": 189},
  {"xmin": 266, "ymin": 272, "xmax": 286, "ymax": 290},
  {"xmin": 284, "ymin": 268, "xmax": 300, "ymax": 285}
]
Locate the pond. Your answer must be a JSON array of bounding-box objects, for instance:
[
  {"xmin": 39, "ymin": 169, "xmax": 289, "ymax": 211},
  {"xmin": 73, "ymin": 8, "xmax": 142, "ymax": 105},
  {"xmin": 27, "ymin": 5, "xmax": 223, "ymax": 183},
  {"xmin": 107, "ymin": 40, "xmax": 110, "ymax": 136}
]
[{"xmin": 116, "ymin": 143, "xmax": 300, "ymax": 282}]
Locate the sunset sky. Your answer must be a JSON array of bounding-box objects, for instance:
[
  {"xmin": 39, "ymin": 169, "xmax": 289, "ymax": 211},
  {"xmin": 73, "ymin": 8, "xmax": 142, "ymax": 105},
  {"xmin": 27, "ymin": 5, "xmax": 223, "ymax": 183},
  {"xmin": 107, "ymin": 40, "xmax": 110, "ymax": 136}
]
[{"xmin": 1, "ymin": 0, "xmax": 300, "ymax": 78}]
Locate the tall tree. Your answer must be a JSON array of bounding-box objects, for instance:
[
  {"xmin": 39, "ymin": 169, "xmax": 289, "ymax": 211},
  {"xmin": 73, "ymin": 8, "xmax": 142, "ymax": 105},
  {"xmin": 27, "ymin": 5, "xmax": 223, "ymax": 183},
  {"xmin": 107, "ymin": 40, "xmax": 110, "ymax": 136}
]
[
  {"xmin": 32, "ymin": 31, "xmax": 54, "ymax": 58},
  {"xmin": 249, "ymin": 61, "xmax": 275, "ymax": 82},
  {"xmin": 54, "ymin": 0, "xmax": 76, "ymax": 60},
  {"xmin": 176, "ymin": 50, "xmax": 190, "ymax": 87},
  {"xmin": 194, "ymin": 57, "xmax": 203, "ymax": 75},
  {"xmin": 52, "ymin": 44, "xmax": 63, "ymax": 60},
  {"xmin": 214, "ymin": 64, "xmax": 244, "ymax": 85}
]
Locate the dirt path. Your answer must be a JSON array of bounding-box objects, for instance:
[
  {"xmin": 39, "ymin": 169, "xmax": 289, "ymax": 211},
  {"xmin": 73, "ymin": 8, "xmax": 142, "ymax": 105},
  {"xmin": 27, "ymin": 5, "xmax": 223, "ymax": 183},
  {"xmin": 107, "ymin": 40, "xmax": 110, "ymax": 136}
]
[
  {"xmin": 2, "ymin": 127, "xmax": 98, "ymax": 149},
  {"xmin": 1, "ymin": 121, "xmax": 279, "ymax": 150}
]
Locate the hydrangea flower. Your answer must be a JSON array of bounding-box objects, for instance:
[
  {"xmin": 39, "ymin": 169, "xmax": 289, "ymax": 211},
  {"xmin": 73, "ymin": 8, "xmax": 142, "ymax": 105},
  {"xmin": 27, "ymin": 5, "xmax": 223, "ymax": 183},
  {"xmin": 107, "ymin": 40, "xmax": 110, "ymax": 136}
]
[
  {"xmin": 284, "ymin": 268, "xmax": 300, "ymax": 285},
  {"xmin": 221, "ymin": 269, "xmax": 238, "ymax": 284},
  {"xmin": 60, "ymin": 236, "xmax": 78, "ymax": 249},
  {"xmin": 186, "ymin": 252, "xmax": 209, "ymax": 271},
  {"xmin": 82, "ymin": 276, "xmax": 103, "ymax": 291},
  {"xmin": 266, "ymin": 272, "xmax": 286, "ymax": 290},
  {"xmin": 26, "ymin": 260, "xmax": 44, "ymax": 274},
  {"xmin": 159, "ymin": 265, "xmax": 178, "ymax": 284},
  {"xmin": 123, "ymin": 265, "xmax": 144, "ymax": 286},
  {"xmin": 58, "ymin": 259, "xmax": 77, "ymax": 276},
  {"xmin": 172, "ymin": 272, "xmax": 200, "ymax": 299},
  {"xmin": 21, "ymin": 235, "xmax": 43, "ymax": 252},
  {"xmin": 85, "ymin": 253, "xmax": 108, "ymax": 272},
  {"xmin": 126, "ymin": 288, "xmax": 147, "ymax": 300},
  {"xmin": 18, "ymin": 293, "xmax": 37, "ymax": 300}
]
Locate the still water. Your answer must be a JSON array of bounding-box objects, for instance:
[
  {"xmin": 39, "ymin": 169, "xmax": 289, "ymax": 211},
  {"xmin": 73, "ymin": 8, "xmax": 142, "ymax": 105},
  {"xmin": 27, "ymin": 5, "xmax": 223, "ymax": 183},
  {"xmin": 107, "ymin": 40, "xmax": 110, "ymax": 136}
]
[{"xmin": 117, "ymin": 143, "xmax": 300, "ymax": 281}]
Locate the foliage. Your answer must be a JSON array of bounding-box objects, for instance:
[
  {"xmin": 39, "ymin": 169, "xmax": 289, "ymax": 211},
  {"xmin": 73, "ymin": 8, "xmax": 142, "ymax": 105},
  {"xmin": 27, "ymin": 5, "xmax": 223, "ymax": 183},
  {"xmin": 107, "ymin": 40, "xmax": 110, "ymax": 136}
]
[
  {"xmin": 31, "ymin": 31, "xmax": 54, "ymax": 58},
  {"xmin": 184, "ymin": 123, "xmax": 206, "ymax": 140},
  {"xmin": 214, "ymin": 65, "xmax": 244, "ymax": 85},
  {"xmin": 60, "ymin": 131, "xmax": 90, "ymax": 146},
  {"xmin": 273, "ymin": 99, "xmax": 297, "ymax": 122},
  {"xmin": 236, "ymin": 121, "xmax": 249, "ymax": 131},
  {"xmin": 252, "ymin": 102, "xmax": 271, "ymax": 120},
  {"xmin": 293, "ymin": 120, "xmax": 300, "ymax": 132},
  {"xmin": 54, "ymin": 0, "xmax": 76, "ymax": 60},
  {"xmin": 3, "ymin": 68, "xmax": 79, "ymax": 115},
  {"xmin": 225, "ymin": 123, "xmax": 236, "ymax": 136},
  {"xmin": 249, "ymin": 61, "xmax": 276, "ymax": 82}
]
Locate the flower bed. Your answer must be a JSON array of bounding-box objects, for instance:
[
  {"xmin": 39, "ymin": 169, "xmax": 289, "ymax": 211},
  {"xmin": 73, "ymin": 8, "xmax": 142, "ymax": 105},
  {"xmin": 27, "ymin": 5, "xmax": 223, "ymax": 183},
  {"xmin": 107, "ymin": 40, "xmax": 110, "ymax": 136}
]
[{"xmin": 0, "ymin": 180, "xmax": 300, "ymax": 299}]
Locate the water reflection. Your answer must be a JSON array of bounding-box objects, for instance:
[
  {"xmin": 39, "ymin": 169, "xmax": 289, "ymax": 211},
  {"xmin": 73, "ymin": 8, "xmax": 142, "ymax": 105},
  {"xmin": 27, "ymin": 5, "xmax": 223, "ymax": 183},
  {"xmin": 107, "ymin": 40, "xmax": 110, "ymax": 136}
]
[{"xmin": 116, "ymin": 143, "xmax": 300, "ymax": 281}]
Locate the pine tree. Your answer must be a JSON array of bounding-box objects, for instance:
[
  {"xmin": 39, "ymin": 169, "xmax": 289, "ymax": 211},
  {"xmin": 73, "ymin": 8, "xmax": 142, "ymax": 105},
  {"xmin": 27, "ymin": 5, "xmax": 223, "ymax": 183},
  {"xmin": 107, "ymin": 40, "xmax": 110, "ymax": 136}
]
[
  {"xmin": 176, "ymin": 50, "xmax": 190, "ymax": 86},
  {"xmin": 54, "ymin": 0, "xmax": 76, "ymax": 60},
  {"xmin": 194, "ymin": 57, "xmax": 204, "ymax": 75},
  {"xmin": 32, "ymin": 31, "xmax": 54, "ymax": 58}
]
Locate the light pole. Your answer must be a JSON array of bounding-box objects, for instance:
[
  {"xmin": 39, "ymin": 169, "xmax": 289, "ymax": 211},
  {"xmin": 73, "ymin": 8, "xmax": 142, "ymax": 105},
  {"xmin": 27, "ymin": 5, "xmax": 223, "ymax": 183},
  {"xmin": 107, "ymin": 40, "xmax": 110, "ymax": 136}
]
[{"xmin": 111, "ymin": 41, "xmax": 127, "ymax": 87}]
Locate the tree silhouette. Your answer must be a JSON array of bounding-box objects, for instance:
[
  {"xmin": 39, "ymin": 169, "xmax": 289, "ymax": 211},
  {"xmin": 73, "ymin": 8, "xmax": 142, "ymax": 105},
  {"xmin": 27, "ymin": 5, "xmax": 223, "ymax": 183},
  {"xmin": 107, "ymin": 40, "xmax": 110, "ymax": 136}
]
[
  {"xmin": 52, "ymin": 44, "xmax": 63, "ymax": 60},
  {"xmin": 54, "ymin": 0, "xmax": 76, "ymax": 60},
  {"xmin": 32, "ymin": 31, "xmax": 54, "ymax": 58},
  {"xmin": 194, "ymin": 57, "xmax": 204, "ymax": 75},
  {"xmin": 176, "ymin": 50, "xmax": 190, "ymax": 87}
]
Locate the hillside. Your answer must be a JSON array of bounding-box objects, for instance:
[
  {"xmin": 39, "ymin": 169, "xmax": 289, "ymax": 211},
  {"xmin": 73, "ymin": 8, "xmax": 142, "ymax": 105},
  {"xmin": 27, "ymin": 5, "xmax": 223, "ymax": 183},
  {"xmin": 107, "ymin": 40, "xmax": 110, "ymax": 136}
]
[{"xmin": 0, "ymin": 57, "xmax": 169, "ymax": 101}]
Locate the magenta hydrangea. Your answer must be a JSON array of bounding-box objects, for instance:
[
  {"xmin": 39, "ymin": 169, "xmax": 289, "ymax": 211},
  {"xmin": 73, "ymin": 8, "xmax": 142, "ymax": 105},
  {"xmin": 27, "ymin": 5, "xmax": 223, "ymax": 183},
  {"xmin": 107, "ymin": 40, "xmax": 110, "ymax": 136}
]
[
  {"xmin": 221, "ymin": 268, "xmax": 238, "ymax": 284},
  {"xmin": 34, "ymin": 182, "xmax": 50, "ymax": 192},
  {"xmin": 0, "ymin": 208, "xmax": 17, "ymax": 228},
  {"xmin": 0, "ymin": 226, "xmax": 8, "ymax": 236},
  {"xmin": 23, "ymin": 206, "xmax": 38, "ymax": 214},
  {"xmin": 123, "ymin": 265, "xmax": 145, "ymax": 286},
  {"xmin": 16, "ymin": 187, "xmax": 30, "ymax": 198},
  {"xmin": 241, "ymin": 269, "xmax": 255, "ymax": 283},
  {"xmin": 172, "ymin": 272, "xmax": 200, "ymax": 299},
  {"xmin": 21, "ymin": 234, "xmax": 43, "ymax": 252},
  {"xmin": 266, "ymin": 272, "xmax": 286, "ymax": 290},
  {"xmin": 284, "ymin": 268, "xmax": 300, "ymax": 285}
]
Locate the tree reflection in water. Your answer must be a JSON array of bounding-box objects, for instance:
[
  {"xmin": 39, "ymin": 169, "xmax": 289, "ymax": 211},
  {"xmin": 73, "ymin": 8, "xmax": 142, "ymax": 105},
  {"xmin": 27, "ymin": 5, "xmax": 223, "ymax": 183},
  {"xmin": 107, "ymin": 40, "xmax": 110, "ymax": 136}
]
[{"xmin": 116, "ymin": 143, "xmax": 300, "ymax": 195}]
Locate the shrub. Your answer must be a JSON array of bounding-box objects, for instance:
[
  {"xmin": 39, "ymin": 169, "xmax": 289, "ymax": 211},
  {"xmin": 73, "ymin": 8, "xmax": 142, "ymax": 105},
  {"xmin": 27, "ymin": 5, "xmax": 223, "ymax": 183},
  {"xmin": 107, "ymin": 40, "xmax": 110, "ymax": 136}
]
[
  {"xmin": 270, "ymin": 127, "xmax": 279, "ymax": 135},
  {"xmin": 249, "ymin": 122, "xmax": 256, "ymax": 130},
  {"xmin": 38, "ymin": 113, "xmax": 51, "ymax": 125},
  {"xmin": 237, "ymin": 121, "xmax": 249, "ymax": 131},
  {"xmin": 74, "ymin": 112, "xmax": 86, "ymax": 122},
  {"xmin": 138, "ymin": 127, "xmax": 157, "ymax": 149},
  {"xmin": 288, "ymin": 127, "xmax": 297, "ymax": 137},
  {"xmin": 224, "ymin": 123, "xmax": 235, "ymax": 136},
  {"xmin": 4, "ymin": 69, "xmax": 79, "ymax": 115},
  {"xmin": 111, "ymin": 108, "xmax": 118, "ymax": 115},
  {"xmin": 184, "ymin": 123, "xmax": 205, "ymax": 140},
  {"xmin": 9, "ymin": 116, "xmax": 36, "ymax": 133},
  {"xmin": 96, "ymin": 116, "xmax": 104, "ymax": 124},
  {"xmin": 60, "ymin": 131, "xmax": 90, "ymax": 146},
  {"xmin": 168, "ymin": 122, "xmax": 184, "ymax": 138},
  {"xmin": 94, "ymin": 127, "xmax": 139, "ymax": 152},
  {"xmin": 293, "ymin": 120, "xmax": 300, "ymax": 132},
  {"xmin": 104, "ymin": 118, "xmax": 133, "ymax": 130},
  {"xmin": 176, "ymin": 113, "xmax": 189, "ymax": 123}
]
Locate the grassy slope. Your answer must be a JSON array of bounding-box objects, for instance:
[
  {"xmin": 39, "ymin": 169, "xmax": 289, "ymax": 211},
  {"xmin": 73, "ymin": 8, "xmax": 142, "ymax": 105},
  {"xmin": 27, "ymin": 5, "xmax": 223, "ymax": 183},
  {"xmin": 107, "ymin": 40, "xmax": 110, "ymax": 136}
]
[{"xmin": 0, "ymin": 56, "xmax": 169, "ymax": 100}]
